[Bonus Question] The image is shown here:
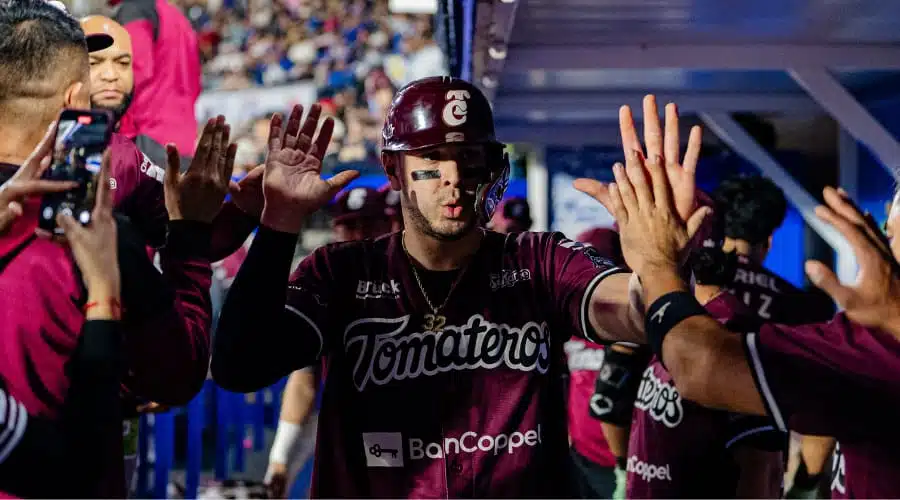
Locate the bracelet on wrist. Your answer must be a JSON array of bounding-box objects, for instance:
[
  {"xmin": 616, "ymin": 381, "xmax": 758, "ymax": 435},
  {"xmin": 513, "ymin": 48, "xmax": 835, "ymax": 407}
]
[
  {"xmin": 644, "ymin": 291, "xmax": 708, "ymax": 364},
  {"xmin": 84, "ymin": 297, "xmax": 123, "ymax": 319}
]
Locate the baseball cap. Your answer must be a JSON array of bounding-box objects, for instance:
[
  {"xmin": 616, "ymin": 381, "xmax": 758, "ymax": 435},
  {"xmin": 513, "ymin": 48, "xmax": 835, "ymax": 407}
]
[
  {"xmin": 377, "ymin": 183, "xmax": 401, "ymax": 218},
  {"xmin": 498, "ymin": 197, "xmax": 532, "ymax": 227},
  {"xmin": 330, "ymin": 187, "xmax": 386, "ymax": 224},
  {"xmin": 44, "ymin": 0, "xmax": 113, "ymax": 52}
]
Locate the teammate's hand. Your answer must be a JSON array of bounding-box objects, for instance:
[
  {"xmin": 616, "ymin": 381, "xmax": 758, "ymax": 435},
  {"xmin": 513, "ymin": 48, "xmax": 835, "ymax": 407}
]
[
  {"xmin": 0, "ymin": 121, "xmax": 77, "ymax": 234},
  {"xmin": 165, "ymin": 116, "xmax": 237, "ymax": 223},
  {"xmin": 229, "ymin": 164, "xmax": 265, "ymax": 217},
  {"xmin": 574, "ymin": 95, "xmax": 703, "ymax": 225},
  {"xmin": 576, "ymin": 139, "xmax": 710, "ymax": 277},
  {"xmin": 260, "ymin": 104, "xmax": 358, "ymax": 234},
  {"xmin": 264, "ymin": 461, "xmax": 288, "ymax": 499},
  {"xmin": 805, "ymin": 186, "xmax": 900, "ymax": 336},
  {"xmin": 56, "ymin": 150, "xmax": 120, "ymax": 309}
]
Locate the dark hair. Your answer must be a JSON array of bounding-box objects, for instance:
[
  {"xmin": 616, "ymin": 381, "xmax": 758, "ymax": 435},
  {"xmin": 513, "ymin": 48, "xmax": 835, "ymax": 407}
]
[
  {"xmin": 0, "ymin": 0, "xmax": 88, "ymax": 101},
  {"xmin": 690, "ymin": 248, "xmax": 738, "ymax": 286},
  {"xmin": 712, "ymin": 174, "xmax": 788, "ymax": 245}
]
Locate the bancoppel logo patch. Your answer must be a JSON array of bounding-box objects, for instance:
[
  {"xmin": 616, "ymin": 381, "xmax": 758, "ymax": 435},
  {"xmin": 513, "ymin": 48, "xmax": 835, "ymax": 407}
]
[
  {"xmin": 489, "ymin": 269, "xmax": 532, "ymax": 291},
  {"xmin": 410, "ymin": 426, "xmax": 542, "ymax": 460},
  {"xmin": 344, "ymin": 315, "xmax": 551, "ymax": 392},
  {"xmin": 634, "ymin": 366, "xmax": 683, "ymax": 428},
  {"xmin": 627, "ymin": 456, "xmax": 673, "ymax": 483},
  {"xmin": 356, "ymin": 280, "xmax": 401, "ymax": 299},
  {"xmin": 139, "ymin": 153, "xmax": 165, "ymax": 183},
  {"xmin": 362, "ymin": 432, "xmax": 404, "ymax": 467}
]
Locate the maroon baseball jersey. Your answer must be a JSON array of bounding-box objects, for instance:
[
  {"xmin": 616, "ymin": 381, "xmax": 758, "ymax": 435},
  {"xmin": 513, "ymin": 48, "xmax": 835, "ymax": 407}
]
[
  {"xmin": 284, "ymin": 230, "xmax": 625, "ymax": 498},
  {"xmin": 627, "ymin": 292, "xmax": 782, "ymax": 498},
  {"xmin": 743, "ymin": 314, "xmax": 900, "ymax": 498},
  {"xmin": 564, "ymin": 337, "xmax": 616, "ymax": 468},
  {"xmin": 727, "ymin": 255, "xmax": 833, "ymax": 324}
]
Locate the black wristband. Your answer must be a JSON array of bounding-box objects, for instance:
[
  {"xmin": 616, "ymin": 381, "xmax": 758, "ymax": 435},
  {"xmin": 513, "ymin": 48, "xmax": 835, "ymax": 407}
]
[
  {"xmin": 165, "ymin": 220, "xmax": 213, "ymax": 259},
  {"xmin": 645, "ymin": 291, "xmax": 708, "ymax": 361}
]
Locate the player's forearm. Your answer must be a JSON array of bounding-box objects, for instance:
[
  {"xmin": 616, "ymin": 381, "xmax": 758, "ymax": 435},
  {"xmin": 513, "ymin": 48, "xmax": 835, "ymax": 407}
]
[
  {"xmin": 124, "ymin": 221, "xmax": 213, "ymax": 406},
  {"xmin": 588, "ymin": 273, "xmax": 646, "ymax": 344},
  {"xmin": 279, "ymin": 370, "xmax": 317, "ymax": 425},
  {"xmin": 600, "ymin": 422, "xmax": 631, "ymax": 458},
  {"xmin": 210, "ymin": 201, "xmax": 259, "ymax": 261},
  {"xmin": 641, "ymin": 265, "xmax": 768, "ymax": 416},
  {"xmin": 212, "ymin": 226, "xmax": 309, "ymax": 392},
  {"xmin": 800, "ymin": 435, "xmax": 836, "ymax": 474}
]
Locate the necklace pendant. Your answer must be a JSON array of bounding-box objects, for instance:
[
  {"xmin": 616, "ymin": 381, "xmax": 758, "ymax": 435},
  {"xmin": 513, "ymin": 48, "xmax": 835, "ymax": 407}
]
[{"xmin": 422, "ymin": 313, "xmax": 447, "ymax": 332}]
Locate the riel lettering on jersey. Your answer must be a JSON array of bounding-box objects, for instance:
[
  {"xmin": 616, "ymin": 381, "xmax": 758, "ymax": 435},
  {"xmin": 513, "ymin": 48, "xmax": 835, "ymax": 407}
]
[{"xmin": 344, "ymin": 314, "xmax": 552, "ymax": 392}]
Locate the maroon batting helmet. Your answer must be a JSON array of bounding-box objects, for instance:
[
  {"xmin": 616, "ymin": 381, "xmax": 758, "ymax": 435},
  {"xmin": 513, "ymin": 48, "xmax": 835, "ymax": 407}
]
[{"xmin": 381, "ymin": 76, "xmax": 510, "ymax": 224}]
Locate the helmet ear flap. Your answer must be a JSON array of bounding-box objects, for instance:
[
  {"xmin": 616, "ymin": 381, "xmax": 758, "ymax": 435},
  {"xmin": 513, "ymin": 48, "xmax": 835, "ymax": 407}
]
[{"xmin": 382, "ymin": 151, "xmax": 398, "ymax": 177}]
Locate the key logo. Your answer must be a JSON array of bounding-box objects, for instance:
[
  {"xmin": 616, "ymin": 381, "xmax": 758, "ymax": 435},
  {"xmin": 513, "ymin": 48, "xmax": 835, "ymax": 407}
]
[{"xmin": 362, "ymin": 432, "xmax": 404, "ymax": 467}]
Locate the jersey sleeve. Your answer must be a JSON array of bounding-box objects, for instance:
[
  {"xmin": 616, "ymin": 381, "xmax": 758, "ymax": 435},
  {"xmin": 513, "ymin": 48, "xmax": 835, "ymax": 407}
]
[
  {"xmin": 535, "ymin": 232, "xmax": 629, "ymax": 343},
  {"xmin": 284, "ymin": 246, "xmax": 339, "ymax": 359},
  {"xmin": 742, "ymin": 313, "xmax": 900, "ymax": 440},
  {"xmin": 109, "ymin": 136, "xmax": 168, "ymax": 248}
]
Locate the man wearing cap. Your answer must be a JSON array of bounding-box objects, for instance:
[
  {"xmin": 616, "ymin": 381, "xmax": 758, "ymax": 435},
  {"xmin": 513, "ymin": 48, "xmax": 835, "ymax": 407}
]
[
  {"xmin": 111, "ymin": 0, "xmax": 201, "ymax": 159},
  {"xmin": 265, "ymin": 186, "xmax": 392, "ymax": 499},
  {"xmin": 488, "ymin": 197, "xmax": 533, "ymax": 233}
]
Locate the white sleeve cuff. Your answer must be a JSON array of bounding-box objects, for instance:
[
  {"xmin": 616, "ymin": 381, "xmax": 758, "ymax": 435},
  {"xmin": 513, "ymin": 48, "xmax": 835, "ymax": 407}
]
[{"xmin": 743, "ymin": 332, "xmax": 787, "ymax": 432}]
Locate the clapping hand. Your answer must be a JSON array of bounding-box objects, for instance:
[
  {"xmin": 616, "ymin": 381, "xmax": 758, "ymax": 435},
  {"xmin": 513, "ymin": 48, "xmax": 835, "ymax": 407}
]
[
  {"xmin": 0, "ymin": 122, "xmax": 77, "ymax": 234},
  {"xmin": 165, "ymin": 116, "xmax": 237, "ymax": 223},
  {"xmin": 573, "ymin": 95, "xmax": 710, "ymax": 277},
  {"xmin": 805, "ymin": 187, "xmax": 900, "ymax": 335},
  {"xmin": 260, "ymin": 104, "xmax": 359, "ymax": 234}
]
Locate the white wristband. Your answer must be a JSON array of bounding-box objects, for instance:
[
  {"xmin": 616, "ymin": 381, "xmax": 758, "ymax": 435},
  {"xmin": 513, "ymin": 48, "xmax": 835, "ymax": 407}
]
[{"xmin": 269, "ymin": 420, "xmax": 302, "ymax": 465}]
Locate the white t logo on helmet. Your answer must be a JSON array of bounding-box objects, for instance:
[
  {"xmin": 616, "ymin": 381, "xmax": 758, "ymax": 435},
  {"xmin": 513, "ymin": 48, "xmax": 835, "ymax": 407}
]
[
  {"xmin": 442, "ymin": 90, "xmax": 471, "ymax": 127},
  {"xmin": 347, "ymin": 188, "xmax": 368, "ymax": 210}
]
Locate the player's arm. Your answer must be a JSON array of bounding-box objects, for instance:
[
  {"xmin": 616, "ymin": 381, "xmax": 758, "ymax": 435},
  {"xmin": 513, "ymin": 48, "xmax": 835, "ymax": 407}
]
[
  {"xmin": 212, "ymin": 227, "xmax": 328, "ymax": 393},
  {"xmin": 0, "ymin": 319, "xmax": 123, "ymax": 497},
  {"xmin": 210, "ymin": 201, "xmax": 258, "ymax": 261},
  {"xmin": 588, "ymin": 273, "xmax": 647, "ymax": 344},
  {"xmin": 117, "ymin": 218, "xmax": 214, "ymax": 406},
  {"xmin": 644, "ymin": 267, "xmax": 769, "ymax": 416},
  {"xmin": 266, "ymin": 368, "xmax": 317, "ymax": 492}
]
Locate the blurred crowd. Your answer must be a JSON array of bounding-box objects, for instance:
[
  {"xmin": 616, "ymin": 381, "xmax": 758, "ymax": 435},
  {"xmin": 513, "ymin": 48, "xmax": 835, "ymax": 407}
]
[{"xmin": 176, "ymin": 0, "xmax": 447, "ymax": 173}]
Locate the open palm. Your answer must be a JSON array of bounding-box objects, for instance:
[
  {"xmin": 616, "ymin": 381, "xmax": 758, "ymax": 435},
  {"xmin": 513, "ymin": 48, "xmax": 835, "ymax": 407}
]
[
  {"xmin": 575, "ymin": 95, "xmax": 702, "ymax": 224},
  {"xmin": 261, "ymin": 104, "xmax": 359, "ymax": 234}
]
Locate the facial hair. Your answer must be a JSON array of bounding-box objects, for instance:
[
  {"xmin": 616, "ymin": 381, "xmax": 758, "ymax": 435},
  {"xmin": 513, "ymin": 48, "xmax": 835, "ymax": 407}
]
[
  {"xmin": 402, "ymin": 186, "xmax": 475, "ymax": 242},
  {"xmin": 91, "ymin": 91, "xmax": 133, "ymax": 127}
]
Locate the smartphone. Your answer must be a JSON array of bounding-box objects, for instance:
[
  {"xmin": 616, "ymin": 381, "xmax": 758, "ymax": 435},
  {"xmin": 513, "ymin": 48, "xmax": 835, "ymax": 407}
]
[{"xmin": 39, "ymin": 109, "xmax": 114, "ymax": 234}]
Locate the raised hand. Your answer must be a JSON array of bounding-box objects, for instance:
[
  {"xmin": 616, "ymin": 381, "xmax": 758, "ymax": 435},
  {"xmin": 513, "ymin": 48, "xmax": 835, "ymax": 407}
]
[
  {"xmin": 261, "ymin": 104, "xmax": 359, "ymax": 234},
  {"xmin": 0, "ymin": 121, "xmax": 77, "ymax": 234},
  {"xmin": 57, "ymin": 150, "xmax": 120, "ymax": 312},
  {"xmin": 228, "ymin": 164, "xmax": 265, "ymax": 217},
  {"xmin": 165, "ymin": 116, "xmax": 237, "ymax": 223},
  {"xmin": 587, "ymin": 149, "xmax": 710, "ymax": 278},
  {"xmin": 574, "ymin": 95, "xmax": 702, "ymax": 224},
  {"xmin": 805, "ymin": 187, "xmax": 900, "ymax": 335}
]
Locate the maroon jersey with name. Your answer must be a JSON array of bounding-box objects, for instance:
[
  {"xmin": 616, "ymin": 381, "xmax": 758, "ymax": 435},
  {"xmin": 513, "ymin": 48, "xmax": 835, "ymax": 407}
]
[
  {"xmin": 627, "ymin": 292, "xmax": 782, "ymax": 498},
  {"xmin": 284, "ymin": 231, "xmax": 625, "ymax": 498},
  {"xmin": 727, "ymin": 255, "xmax": 833, "ymax": 324},
  {"xmin": 743, "ymin": 314, "xmax": 900, "ymax": 498}
]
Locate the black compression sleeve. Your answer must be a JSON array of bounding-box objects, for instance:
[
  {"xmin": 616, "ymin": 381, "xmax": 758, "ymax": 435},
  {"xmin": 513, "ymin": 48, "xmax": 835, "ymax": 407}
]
[
  {"xmin": 212, "ymin": 226, "xmax": 308, "ymax": 392},
  {"xmin": 0, "ymin": 320, "xmax": 122, "ymax": 498}
]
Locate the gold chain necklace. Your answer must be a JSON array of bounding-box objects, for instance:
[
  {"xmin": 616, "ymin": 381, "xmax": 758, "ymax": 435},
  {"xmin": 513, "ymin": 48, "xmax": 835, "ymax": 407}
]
[{"xmin": 402, "ymin": 231, "xmax": 471, "ymax": 332}]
